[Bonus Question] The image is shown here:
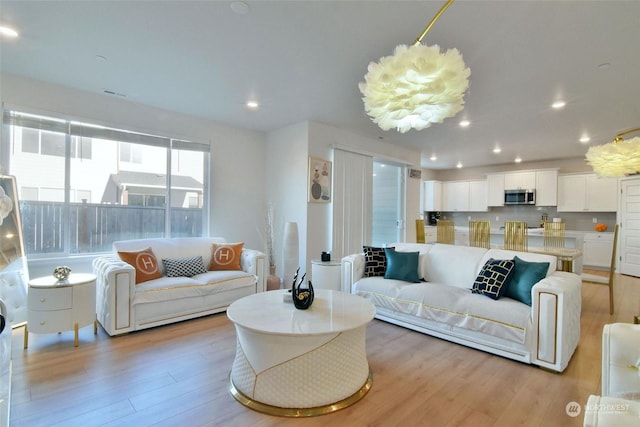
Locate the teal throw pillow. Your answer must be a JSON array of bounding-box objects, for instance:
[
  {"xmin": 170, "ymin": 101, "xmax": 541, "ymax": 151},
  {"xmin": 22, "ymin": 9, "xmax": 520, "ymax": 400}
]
[
  {"xmin": 505, "ymin": 256, "xmax": 550, "ymax": 306},
  {"xmin": 471, "ymin": 258, "xmax": 515, "ymax": 300},
  {"xmin": 384, "ymin": 248, "xmax": 420, "ymax": 283}
]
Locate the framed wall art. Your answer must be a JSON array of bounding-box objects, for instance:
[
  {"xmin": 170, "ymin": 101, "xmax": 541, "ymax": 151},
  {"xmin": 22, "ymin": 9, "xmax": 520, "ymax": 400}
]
[{"xmin": 308, "ymin": 157, "xmax": 331, "ymax": 203}]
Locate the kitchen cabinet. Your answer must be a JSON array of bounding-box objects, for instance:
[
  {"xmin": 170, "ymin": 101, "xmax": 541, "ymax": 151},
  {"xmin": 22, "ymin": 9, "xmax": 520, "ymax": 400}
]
[
  {"xmin": 557, "ymin": 173, "xmax": 618, "ymax": 212},
  {"xmin": 425, "ymin": 226, "xmax": 437, "ymax": 243},
  {"xmin": 442, "ymin": 180, "xmax": 488, "ymax": 212},
  {"xmin": 504, "ymin": 171, "xmax": 536, "ymax": 190},
  {"xmin": 535, "ymin": 169, "xmax": 558, "ymax": 206},
  {"xmin": 469, "ymin": 180, "xmax": 488, "ymax": 212},
  {"xmin": 583, "ymin": 232, "xmax": 614, "ymax": 268},
  {"xmin": 487, "ymin": 174, "xmax": 505, "ymax": 207},
  {"xmin": 442, "ymin": 181, "xmax": 469, "ymax": 212},
  {"xmin": 422, "ymin": 180, "xmax": 442, "ymax": 211}
]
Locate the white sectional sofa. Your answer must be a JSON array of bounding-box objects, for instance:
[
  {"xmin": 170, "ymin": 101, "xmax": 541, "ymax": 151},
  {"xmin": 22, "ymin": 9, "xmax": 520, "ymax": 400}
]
[
  {"xmin": 341, "ymin": 243, "xmax": 582, "ymax": 372},
  {"xmin": 93, "ymin": 237, "xmax": 266, "ymax": 336}
]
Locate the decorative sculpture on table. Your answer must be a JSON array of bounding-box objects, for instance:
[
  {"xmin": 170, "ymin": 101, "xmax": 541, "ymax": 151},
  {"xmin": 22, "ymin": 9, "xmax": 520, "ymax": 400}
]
[
  {"xmin": 291, "ymin": 268, "xmax": 314, "ymax": 310},
  {"xmin": 53, "ymin": 266, "xmax": 71, "ymax": 281}
]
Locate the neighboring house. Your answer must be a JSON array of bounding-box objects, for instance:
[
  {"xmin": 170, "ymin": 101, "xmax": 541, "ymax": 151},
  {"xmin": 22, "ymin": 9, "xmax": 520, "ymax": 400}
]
[{"xmin": 103, "ymin": 171, "xmax": 203, "ymax": 208}]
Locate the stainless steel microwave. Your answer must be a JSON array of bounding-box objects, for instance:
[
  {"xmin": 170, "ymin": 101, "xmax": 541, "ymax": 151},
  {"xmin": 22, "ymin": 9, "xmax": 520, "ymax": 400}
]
[{"xmin": 504, "ymin": 189, "xmax": 535, "ymax": 205}]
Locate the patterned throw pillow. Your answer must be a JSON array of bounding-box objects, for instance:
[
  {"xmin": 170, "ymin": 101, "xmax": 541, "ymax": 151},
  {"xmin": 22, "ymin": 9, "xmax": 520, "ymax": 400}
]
[
  {"xmin": 117, "ymin": 247, "xmax": 163, "ymax": 284},
  {"xmin": 209, "ymin": 242, "xmax": 244, "ymax": 271},
  {"xmin": 162, "ymin": 256, "xmax": 208, "ymax": 278},
  {"xmin": 471, "ymin": 258, "xmax": 515, "ymax": 300},
  {"xmin": 363, "ymin": 246, "xmax": 394, "ymax": 277}
]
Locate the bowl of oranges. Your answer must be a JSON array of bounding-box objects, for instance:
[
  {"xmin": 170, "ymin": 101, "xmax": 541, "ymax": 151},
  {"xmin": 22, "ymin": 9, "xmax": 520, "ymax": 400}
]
[{"xmin": 594, "ymin": 223, "xmax": 608, "ymax": 232}]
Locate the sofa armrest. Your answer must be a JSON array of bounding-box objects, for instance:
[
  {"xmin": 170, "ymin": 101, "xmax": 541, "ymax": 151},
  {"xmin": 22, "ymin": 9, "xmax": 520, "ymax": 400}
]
[
  {"xmin": 531, "ymin": 271, "xmax": 582, "ymax": 372},
  {"xmin": 341, "ymin": 253, "xmax": 365, "ymax": 293},
  {"xmin": 92, "ymin": 255, "xmax": 136, "ymax": 336},
  {"xmin": 602, "ymin": 323, "xmax": 640, "ymax": 396},
  {"xmin": 240, "ymin": 249, "xmax": 267, "ymax": 293}
]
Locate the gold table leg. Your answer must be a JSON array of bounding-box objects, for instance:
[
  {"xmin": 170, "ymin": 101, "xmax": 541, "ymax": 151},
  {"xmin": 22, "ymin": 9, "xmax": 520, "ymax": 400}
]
[
  {"xmin": 23, "ymin": 323, "xmax": 28, "ymax": 349},
  {"xmin": 74, "ymin": 322, "xmax": 79, "ymax": 347}
]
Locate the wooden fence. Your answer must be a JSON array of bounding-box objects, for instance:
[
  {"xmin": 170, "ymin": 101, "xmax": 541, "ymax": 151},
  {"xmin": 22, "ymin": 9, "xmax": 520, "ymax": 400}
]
[{"xmin": 20, "ymin": 201, "xmax": 203, "ymax": 255}]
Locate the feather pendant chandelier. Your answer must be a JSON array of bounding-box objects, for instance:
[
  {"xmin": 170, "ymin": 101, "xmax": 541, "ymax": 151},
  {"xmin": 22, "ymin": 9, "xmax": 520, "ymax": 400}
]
[
  {"xmin": 359, "ymin": 0, "xmax": 470, "ymax": 133},
  {"xmin": 586, "ymin": 128, "xmax": 640, "ymax": 177}
]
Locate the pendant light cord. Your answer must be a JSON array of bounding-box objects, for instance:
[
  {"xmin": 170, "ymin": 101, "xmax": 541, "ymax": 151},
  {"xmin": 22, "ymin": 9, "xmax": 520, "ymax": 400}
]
[{"xmin": 413, "ymin": 0, "xmax": 456, "ymax": 46}]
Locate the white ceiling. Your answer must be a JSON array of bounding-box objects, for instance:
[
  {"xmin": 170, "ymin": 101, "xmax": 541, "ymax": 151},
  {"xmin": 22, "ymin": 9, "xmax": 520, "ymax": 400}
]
[{"xmin": 1, "ymin": 0, "xmax": 639, "ymax": 170}]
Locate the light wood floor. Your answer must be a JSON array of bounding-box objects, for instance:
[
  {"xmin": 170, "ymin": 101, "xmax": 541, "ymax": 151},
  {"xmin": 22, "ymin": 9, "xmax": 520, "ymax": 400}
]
[{"xmin": 8, "ymin": 271, "xmax": 640, "ymax": 427}]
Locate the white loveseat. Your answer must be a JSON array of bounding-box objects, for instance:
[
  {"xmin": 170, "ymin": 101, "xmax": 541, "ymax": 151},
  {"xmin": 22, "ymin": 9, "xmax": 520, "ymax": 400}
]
[
  {"xmin": 341, "ymin": 243, "xmax": 582, "ymax": 372},
  {"xmin": 92, "ymin": 237, "xmax": 266, "ymax": 336}
]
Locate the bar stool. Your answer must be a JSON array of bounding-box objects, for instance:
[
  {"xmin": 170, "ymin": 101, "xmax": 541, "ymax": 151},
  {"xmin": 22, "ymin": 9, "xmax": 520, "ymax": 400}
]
[
  {"xmin": 436, "ymin": 219, "xmax": 455, "ymax": 244},
  {"xmin": 504, "ymin": 221, "xmax": 528, "ymax": 251},
  {"xmin": 469, "ymin": 220, "xmax": 490, "ymax": 248}
]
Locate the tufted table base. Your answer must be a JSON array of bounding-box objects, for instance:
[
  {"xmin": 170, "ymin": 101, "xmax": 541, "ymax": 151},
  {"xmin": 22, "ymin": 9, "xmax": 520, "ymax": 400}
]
[{"xmin": 226, "ymin": 290, "xmax": 375, "ymax": 417}]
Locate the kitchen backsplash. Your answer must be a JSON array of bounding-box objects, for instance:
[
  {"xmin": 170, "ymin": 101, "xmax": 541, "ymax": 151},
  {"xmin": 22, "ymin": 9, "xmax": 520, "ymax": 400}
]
[{"xmin": 435, "ymin": 205, "xmax": 616, "ymax": 231}]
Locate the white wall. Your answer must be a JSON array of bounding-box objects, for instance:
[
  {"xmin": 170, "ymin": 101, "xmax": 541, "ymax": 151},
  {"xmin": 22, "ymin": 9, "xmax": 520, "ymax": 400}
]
[
  {"xmin": 1, "ymin": 74, "xmax": 267, "ymax": 274},
  {"xmin": 1, "ymin": 74, "xmax": 424, "ymax": 279}
]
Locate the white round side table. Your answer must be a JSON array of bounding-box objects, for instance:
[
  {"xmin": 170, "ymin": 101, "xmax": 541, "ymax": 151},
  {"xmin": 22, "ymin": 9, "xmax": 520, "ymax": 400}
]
[
  {"xmin": 25, "ymin": 272, "xmax": 97, "ymax": 348},
  {"xmin": 310, "ymin": 259, "xmax": 342, "ymax": 291}
]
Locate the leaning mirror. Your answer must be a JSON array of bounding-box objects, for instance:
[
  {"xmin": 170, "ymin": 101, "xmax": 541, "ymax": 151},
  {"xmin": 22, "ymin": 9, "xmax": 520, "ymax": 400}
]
[{"xmin": 0, "ymin": 174, "xmax": 28, "ymax": 326}]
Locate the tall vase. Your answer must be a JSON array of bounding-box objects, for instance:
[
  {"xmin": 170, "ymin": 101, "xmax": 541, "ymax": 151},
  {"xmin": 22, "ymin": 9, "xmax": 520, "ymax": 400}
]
[
  {"xmin": 282, "ymin": 221, "xmax": 299, "ymax": 290},
  {"xmin": 266, "ymin": 265, "xmax": 280, "ymax": 291}
]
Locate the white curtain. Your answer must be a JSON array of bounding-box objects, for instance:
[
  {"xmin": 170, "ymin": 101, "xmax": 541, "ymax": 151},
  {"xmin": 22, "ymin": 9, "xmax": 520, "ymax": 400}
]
[{"xmin": 332, "ymin": 148, "xmax": 373, "ymax": 259}]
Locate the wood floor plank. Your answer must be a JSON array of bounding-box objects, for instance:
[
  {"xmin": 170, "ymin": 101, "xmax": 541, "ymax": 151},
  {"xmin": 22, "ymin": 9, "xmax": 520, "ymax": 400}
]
[{"xmin": 9, "ymin": 270, "xmax": 639, "ymax": 426}]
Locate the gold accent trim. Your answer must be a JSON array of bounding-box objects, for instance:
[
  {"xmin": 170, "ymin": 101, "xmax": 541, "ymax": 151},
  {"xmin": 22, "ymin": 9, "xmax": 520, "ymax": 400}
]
[
  {"xmin": 228, "ymin": 369, "xmax": 373, "ymax": 417},
  {"xmin": 536, "ymin": 291, "xmax": 558, "ymax": 365},
  {"xmin": 413, "ymin": 0, "xmax": 455, "ymax": 46}
]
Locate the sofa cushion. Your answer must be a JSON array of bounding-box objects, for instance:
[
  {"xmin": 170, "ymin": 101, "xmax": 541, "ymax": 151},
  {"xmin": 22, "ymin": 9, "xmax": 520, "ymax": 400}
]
[
  {"xmin": 384, "ymin": 248, "xmax": 420, "ymax": 283},
  {"xmin": 471, "ymin": 258, "xmax": 515, "ymax": 300},
  {"xmin": 424, "ymin": 244, "xmax": 489, "ymax": 289},
  {"xmin": 117, "ymin": 247, "xmax": 163, "ymax": 284},
  {"xmin": 505, "ymin": 256, "xmax": 550, "ymax": 306},
  {"xmin": 389, "ymin": 243, "xmax": 432, "ymax": 280},
  {"xmin": 133, "ymin": 270, "xmax": 256, "ymax": 305},
  {"xmin": 354, "ymin": 278, "xmax": 530, "ymax": 344},
  {"xmin": 363, "ymin": 246, "xmax": 390, "ymax": 277},
  {"xmin": 162, "ymin": 256, "xmax": 208, "ymax": 278},
  {"xmin": 209, "ymin": 242, "xmax": 244, "ymax": 270}
]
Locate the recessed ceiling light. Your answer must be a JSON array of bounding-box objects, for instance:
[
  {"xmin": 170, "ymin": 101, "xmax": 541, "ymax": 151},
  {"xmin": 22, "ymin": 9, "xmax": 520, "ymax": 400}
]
[
  {"xmin": 0, "ymin": 26, "xmax": 18, "ymax": 38},
  {"xmin": 246, "ymin": 100, "xmax": 259, "ymax": 110},
  {"xmin": 459, "ymin": 120, "xmax": 470, "ymax": 127},
  {"xmin": 430, "ymin": 154, "xmax": 437, "ymax": 161},
  {"xmin": 493, "ymin": 146, "xmax": 501, "ymax": 154},
  {"xmin": 579, "ymin": 135, "xmax": 591, "ymax": 143},
  {"xmin": 551, "ymin": 101, "xmax": 566, "ymax": 109},
  {"xmin": 456, "ymin": 162, "xmax": 463, "ymax": 168},
  {"xmin": 230, "ymin": 1, "xmax": 249, "ymax": 15},
  {"xmin": 515, "ymin": 156, "xmax": 522, "ymax": 163}
]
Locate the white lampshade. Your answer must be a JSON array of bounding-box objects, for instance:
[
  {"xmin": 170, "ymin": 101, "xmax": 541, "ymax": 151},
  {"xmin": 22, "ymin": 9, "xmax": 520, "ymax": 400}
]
[{"xmin": 586, "ymin": 136, "xmax": 640, "ymax": 177}]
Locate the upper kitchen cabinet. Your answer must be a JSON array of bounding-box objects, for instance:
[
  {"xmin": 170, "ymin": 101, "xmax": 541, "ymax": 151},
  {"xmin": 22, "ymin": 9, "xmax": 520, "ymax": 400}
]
[
  {"xmin": 557, "ymin": 173, "xmax": 618, "ymax": 212},
  {"xmin": 487, "ymin": 169, "xmax": 557, "ymax": 207},
  {"xmin": 442, "ymin": 180, "xmax": 488, "ymax": 212},
  {"xmin": 469, "ymin": 180, "xmax": 488, "ymax": 212},
  {"xmin": 504, "ymin": 171, "xmax": 536, "ymax": 190},
  {"xmin": 487, "ymin": 174, "xmax": 505, "ymax": 207},
  {"xmin": 535, "ymin": 169, "xmax": 558, "ymax": 206},
  {"xmin": 442, "ymin": 181, "xmax": 470, "ymax": 212},
  {"xmin": 422, "ymin": 180, "xmax": 442, "ymax": 211}
]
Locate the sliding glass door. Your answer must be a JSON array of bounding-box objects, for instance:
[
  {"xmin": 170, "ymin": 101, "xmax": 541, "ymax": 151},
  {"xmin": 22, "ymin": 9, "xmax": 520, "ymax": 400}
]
[{"xmin": 371, "ymin": 161, "xmax": 405, "ymax": 247}]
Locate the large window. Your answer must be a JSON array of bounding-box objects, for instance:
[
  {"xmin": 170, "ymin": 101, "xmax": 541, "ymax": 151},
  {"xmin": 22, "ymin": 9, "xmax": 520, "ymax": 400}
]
[{"xmin": 2, "ymin": 110, "xmax": 210, "ymax": 256}]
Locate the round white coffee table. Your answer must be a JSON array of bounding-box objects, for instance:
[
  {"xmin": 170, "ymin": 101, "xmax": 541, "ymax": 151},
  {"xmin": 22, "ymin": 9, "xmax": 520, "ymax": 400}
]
[{"xmin": 227, "ymin": 289, "xmax": 376, "ymax": 417}]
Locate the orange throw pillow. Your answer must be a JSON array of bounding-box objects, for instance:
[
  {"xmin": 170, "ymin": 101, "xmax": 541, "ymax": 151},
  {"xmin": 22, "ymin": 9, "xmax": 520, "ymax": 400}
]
[
  {"xmin": 118, "ymin": 247, "xmax": 163, "ymax": 284},
  {"xmin": 209, "ymin": 242, "xmax": 244, "ymax": 271}
]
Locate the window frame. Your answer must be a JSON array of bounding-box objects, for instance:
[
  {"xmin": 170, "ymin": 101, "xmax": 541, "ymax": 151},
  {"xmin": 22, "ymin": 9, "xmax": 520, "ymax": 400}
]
[{"xmin": 2, "ymin": 109, "xmax": 211, "ymax": 258}]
